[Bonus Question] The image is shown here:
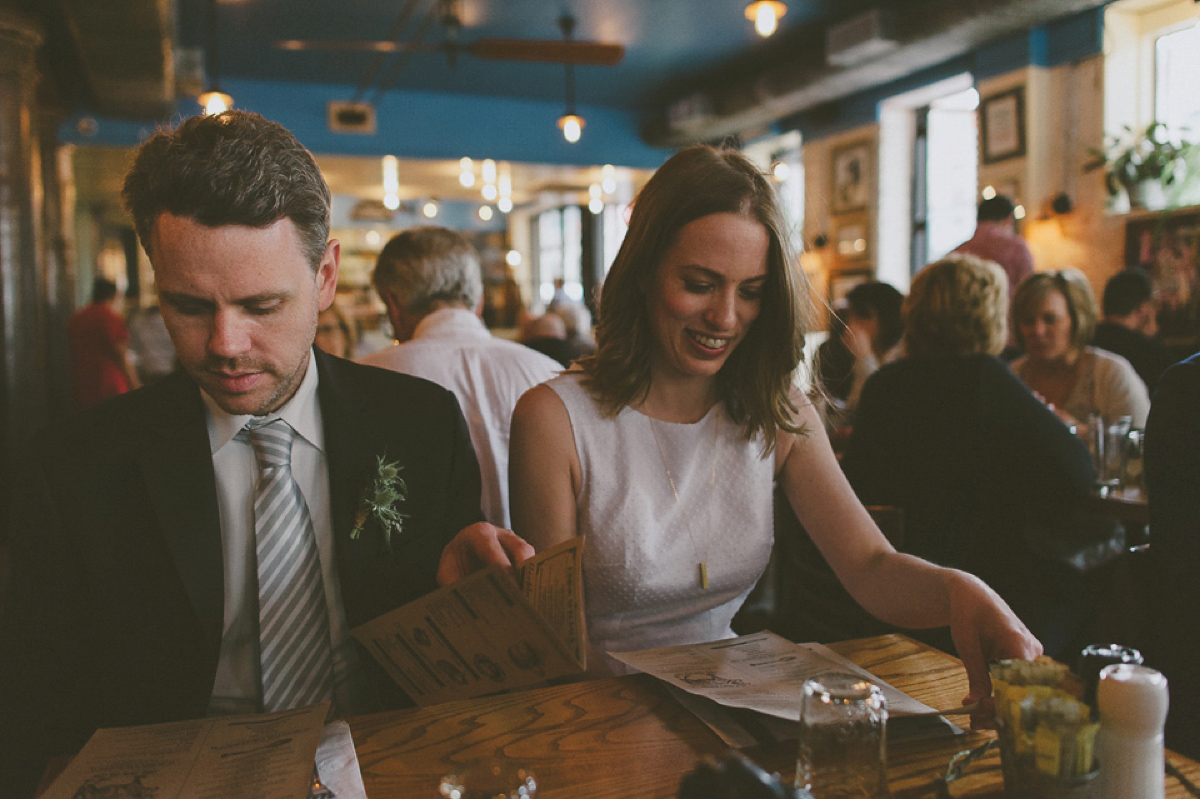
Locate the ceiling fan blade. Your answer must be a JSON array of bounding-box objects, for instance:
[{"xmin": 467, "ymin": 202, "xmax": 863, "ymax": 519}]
[
  {"xmin": 275, "ymin": 39, "xmax": 439, "ymax": 53},
  {"xmin": 467, "ymin": 38, "xmax": 624, "ymax": 66}
]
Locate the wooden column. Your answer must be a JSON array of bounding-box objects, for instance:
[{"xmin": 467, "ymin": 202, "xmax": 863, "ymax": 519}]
[{"xmin": 0, "ymin": 12, "xmax": 45, "ymax": 523}]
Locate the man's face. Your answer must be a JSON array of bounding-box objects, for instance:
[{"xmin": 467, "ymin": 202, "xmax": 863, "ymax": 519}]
[{"xmin": 151, "ymin": 213, "xmax": 338, "ymax": 415}]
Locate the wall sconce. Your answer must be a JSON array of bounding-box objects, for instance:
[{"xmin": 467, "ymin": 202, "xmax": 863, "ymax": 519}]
[{"xmin": 745, "ymin": 1, "xmax": 787, "ymax": 37}]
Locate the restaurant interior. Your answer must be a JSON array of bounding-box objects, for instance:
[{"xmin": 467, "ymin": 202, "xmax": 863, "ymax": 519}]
[{"xmin": 3, "ymin": 0, "xmax": 1200, "ymax": 796}]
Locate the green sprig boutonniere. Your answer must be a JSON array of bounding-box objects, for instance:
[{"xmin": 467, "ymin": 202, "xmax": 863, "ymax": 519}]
[{"xmin": 351, "ymin": 455, "xmax": 408, "ymax": 554}]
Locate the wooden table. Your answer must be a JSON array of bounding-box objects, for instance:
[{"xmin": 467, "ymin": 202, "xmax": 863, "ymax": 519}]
[{"xmin": 348, "ymin": 634, "xmax": 1200, "ymax": 798}]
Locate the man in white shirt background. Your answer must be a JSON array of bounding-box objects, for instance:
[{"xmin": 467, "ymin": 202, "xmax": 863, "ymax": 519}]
[{"xmin": 363, "ymin": 227, "xmax": 561, "ymax": 528}]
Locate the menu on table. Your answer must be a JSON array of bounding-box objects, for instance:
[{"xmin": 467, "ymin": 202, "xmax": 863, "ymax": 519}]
[{"xmin": 40, "ymin": 703, "xmax": 329, "ymax": 799}]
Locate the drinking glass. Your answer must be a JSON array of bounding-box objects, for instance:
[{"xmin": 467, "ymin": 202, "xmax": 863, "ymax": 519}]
[
  {"xmin": 438, "ymin": 758, "xmax": 537, "ymax": 799},
  {"xmin": 796, "ymin": 673, "xmax": 889, "ymax": 798},
  {"xmin": 1104, "ymin": 416, "xmax": 1133, "ymax": 487}
]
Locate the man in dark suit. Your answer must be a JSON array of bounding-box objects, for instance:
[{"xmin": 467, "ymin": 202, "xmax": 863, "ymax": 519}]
[{"xmin": 0, "ymin": 111, "xmax": 530, "ymax": 798}]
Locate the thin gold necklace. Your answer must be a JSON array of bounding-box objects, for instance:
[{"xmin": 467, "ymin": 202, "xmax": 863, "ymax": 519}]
[{"xmin": 647, "ymin": 409, "xmax": 720, "ymax": 590}]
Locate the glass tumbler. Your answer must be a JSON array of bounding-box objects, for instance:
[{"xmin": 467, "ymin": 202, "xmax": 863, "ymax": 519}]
[
  {"xmin": 796, "ymin": 673, "xmax": 889, "ymax": 798},
  {"xmin": 438, "ymin": 758, "xmax": 537, "ymax": 799}
]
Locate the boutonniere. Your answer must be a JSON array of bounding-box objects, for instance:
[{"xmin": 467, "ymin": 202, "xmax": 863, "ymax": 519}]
[{"xmin": 350, "ymin": 455, "xmax": 408, "ymax": 554}]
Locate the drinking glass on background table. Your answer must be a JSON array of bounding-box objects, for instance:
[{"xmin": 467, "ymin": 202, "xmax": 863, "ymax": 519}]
[
  {"xmin": 438, "ymin": 758, "xmax": 537, "ymax": 799},
  {"xmin": 796, "ymin": 673, "xmax": 889, "ymax": 798},
  {"xmin": 1104, "ymin": 416, "xmax": 1133, "ymax": 487}
]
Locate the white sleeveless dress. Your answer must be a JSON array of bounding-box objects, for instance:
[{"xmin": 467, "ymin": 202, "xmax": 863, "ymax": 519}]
[{"xmin": 548, "ymin": 373, "xmax": 775, "ymax": 674}]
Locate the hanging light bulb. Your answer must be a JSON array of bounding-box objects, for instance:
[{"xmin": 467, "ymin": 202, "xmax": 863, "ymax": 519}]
[
  {"xmin": 198, "ymin": 89, "xmax": 233, "ymax": 116},
  {"xmin": 558, "ymin": 114, "xmax": 584, "ymax": 143},
  {"xmin": 422, "ymin": 200, "xmax": 439, "ymax": 219},
  {"xmin": 556, "ymin": 16, "xmax": 585, "ymax": 143},
  {"xmin": 744, "ymin": 1, "xmax": 787, "ymax": 37},
  {"xmin": 498, "ymin": 197, "xmax": 513, "ymax": 213},
  {"xmin": 478, "ymin": 205, "xmax": 494, "ymax": 221},
  {"xmin": 198, "ymin": 0, "xmax": 234, "ymax": 114}
]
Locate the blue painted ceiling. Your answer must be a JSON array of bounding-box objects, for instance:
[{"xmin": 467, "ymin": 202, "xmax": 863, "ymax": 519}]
[{"xmin": 177, "ymin": 0, "xmax": 875, "ymax": 113}]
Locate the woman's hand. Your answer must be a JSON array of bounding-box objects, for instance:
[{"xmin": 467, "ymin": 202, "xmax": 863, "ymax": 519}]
[{"xmin": 945, "ymin": 569, "xmax": 1042, "ymax": 704}]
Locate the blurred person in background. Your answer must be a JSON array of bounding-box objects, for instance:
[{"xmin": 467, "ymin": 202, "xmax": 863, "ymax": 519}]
[
  {"xmin": 1145, "ymin": 351, "xmax": 1200, "ymax": 759},
  {"xmin": 1092, "ymin": 268, "xmax": 1173, "ymax": 395},
  {"xmin": 953, "ymin": 195, "xmax": 1034, "ymax": 298},
  {"xmin": 363, "ymin": 226, "xmax": 560, "ymax": 527},
  {"xmin": 314, "ymin": 300, "xmax": 358, "ymax": 360},
  {"xmin": 842, "ymin": 254, "xmax": 1098, "ymax": 659},
  {"xmin": 128, "ymin": 302, "xmax": 177, "ymax": 385},
  {"xmin": 68, "ymin": 276, "xmax": 140, "ymax": 409},
  {"xmin": 839, "ymin": 280, "xmax": 905, "ymax": 416},
  {"xmin": 1010, "ymin": 269, "xmax": 1149, "ymax": 428},
  {"xmin": 521, "ymin": 312, "xmax": 576, "ymax": 368}
]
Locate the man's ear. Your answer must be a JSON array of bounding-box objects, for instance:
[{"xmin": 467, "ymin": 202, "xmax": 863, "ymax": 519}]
[
  {"xmin": 316, "ymin": 239, "xmax": 341, "ymax": 311},
  {"xmin": 379, "ymin": 288, "xmax": 400, "ymax": 327}
]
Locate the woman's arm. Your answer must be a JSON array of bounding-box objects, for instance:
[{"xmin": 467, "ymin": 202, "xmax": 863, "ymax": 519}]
[
  {"xmin": 777, "ymin": 399, "xmax": 1040, "ymax": 699},
  {"xmin": 1094, "ymin": 351, "xmax": 1151, "ymax": 428},
  {"xmin": 509, "ymin": 383, "xmax": 582, "ymax": 551}
]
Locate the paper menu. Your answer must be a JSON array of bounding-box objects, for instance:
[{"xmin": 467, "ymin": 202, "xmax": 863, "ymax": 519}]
[
  {"xmin": 39, "ymin": 703, "xmax": 328, "ymax": 799},
  {"xmin": 608, "ymin": 631, "xmax": 937, "ymax": 721},
  {"xmin": 351, "ymin": 536, "xmax": 587, "ymax": 706}
]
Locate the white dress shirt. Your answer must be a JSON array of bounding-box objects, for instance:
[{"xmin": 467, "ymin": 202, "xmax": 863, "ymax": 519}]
[
  {"xmin": 204, "ymin": 350, "xmax": 367, "ymax": 716},
  {"xmin": 360, "ymin": 307, "xmax": 560, "ymax": 527}
]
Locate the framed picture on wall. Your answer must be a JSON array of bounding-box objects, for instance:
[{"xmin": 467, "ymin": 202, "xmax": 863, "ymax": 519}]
[
  {"xmin": 831, "ymin": 141, "xmax": 871, "ymax": 213},
  {"xmin": 832, "ymin": 213, "xmax": 870, "ymax": 267},
  {"xmin": 980, "ymin": 87, "xmax": 1026, "ymax": 164}
]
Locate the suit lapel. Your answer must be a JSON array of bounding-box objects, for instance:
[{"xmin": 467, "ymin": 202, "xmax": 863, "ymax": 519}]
[
  {"xmin": 316, "ymin": 350, "xmax": 397, "ymax": 627},
  {"xmin": 135, "ymin": 374, "xmax": 225, "ymax": 651}
]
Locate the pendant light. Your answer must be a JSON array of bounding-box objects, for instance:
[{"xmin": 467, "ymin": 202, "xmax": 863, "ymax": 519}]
[
  {"xmin": 556, "ymin": 15, "xmax": 584, "ymax": 143},
  {"xmin": 197, "ymin": 0, "xmax": 233, "ymax": 114},
  {"xmin": 745, "ymin": 1, "xmax": 787, "ymax": 38}
]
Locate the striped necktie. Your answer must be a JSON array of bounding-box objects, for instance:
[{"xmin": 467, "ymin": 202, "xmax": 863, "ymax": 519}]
[{"xmin": 242, "ymin": 418, "xmax": 334, "ymax": 712}]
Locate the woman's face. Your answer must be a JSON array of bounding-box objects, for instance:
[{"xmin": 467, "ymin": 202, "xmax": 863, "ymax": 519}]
[
  {"xmin": 314, "ymin": 308, "xmax": 349, "ymax": 358},
  {"xmin": 1018, "ymin": 288, "xmax": 1074, "ymax": 362},
  {"xmin": 647, "ymin": 212, "xmax": 769, "ymax": 383}
]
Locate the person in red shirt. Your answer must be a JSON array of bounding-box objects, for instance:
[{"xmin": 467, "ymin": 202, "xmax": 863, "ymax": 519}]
[
  {"xmin": 67, "ymin": 277, "xmax": 140, "ymax": 409},
  {"xmin": 953, "ymin": 195, "xmax": 1034, "ymax": 299}
]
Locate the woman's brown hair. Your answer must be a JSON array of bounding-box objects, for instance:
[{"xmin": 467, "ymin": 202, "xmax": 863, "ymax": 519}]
[{"xmin": 578, "ymin": 145, "xmax": 809, "ymax": 451}]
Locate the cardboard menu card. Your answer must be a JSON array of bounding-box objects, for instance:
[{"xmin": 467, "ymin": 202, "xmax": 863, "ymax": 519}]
[{"xmin": 351, "ymin": 536, "xmax": 586, "ymax": 706}]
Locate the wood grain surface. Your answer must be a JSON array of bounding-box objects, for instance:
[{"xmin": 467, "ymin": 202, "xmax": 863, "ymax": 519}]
[{"xmin": 348, "ymin": 634, "xmax": 1200, "ymax": 798}]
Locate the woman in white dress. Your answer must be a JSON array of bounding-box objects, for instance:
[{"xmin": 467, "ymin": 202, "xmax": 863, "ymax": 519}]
[
  {"xmin": 509, "ymin": 146, "xmax": 1038, "ymax": 699},
  {"xmin": 1010, "ymin": 269, "xmax": 1150, "ymax": 428}
]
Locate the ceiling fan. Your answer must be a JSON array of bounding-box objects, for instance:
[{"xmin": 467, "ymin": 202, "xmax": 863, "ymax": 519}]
[{"xmin": 274, "ymin": 0, "xmax": 625, "ymax": 67}]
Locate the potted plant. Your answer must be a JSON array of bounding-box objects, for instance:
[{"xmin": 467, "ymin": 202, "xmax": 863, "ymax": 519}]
[{"xmin": 1085, "ymin": 122, "xmax": 1195, "ymax": 210}]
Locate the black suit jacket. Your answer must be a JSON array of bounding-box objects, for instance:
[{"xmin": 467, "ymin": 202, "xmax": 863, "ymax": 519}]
[{"xmin": 0, "ymin": 349, "xmax": 483, "ymax": 797}]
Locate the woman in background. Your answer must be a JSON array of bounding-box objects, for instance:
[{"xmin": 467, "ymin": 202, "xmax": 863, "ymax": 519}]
[
  {"xmin": 509, "ymin": 145, "xmax": 1038, "ymax": 697},
  {"xmin": 840, "ymin": 280, "xmax": 905, "ymax": 415},
  {"xmin": 841, "ymin": 254, "xmax": 1097, "ymax": 658},
  {"xmin": 314, "ymin": 300, "xmax": 357, "ymax": 360},
  {"xmin": 1010, "ymin": 269, "xmax": 1149, "ymax": 427}
]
